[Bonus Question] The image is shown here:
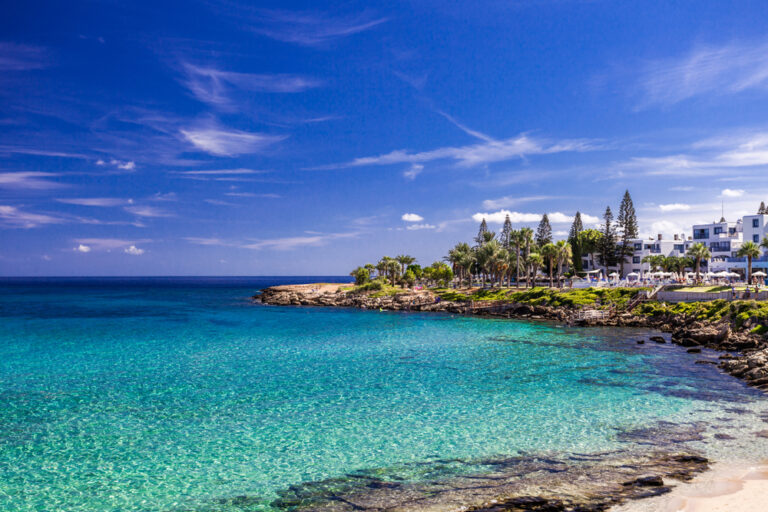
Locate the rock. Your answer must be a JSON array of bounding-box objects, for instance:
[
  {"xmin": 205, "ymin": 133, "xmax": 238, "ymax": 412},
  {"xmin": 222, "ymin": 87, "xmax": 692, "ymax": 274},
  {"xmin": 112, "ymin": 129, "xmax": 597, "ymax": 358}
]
[
  {"xmin": 755, "ymin": 430, "xmax": 768, "ymax": 438},
  {"xmin": 636, "ymin": 340, "xmax": 645, "ymax": 344},
  {"xmin": 623, "ymin": 475, "xmax": 664, "ymax": 487},
  {"xmin": 687, "ymin": 348, "xmax": 702, "ymax": 353},
  {"xmin": 650, "ymin": 336, "xmax": 666, "ymax": 344}
]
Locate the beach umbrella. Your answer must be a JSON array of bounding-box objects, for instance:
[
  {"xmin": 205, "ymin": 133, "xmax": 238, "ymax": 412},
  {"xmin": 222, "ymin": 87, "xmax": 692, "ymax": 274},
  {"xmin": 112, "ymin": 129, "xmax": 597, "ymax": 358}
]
[
  {"xmin": 627, "ymin": 272, "xmax": 639, "ymax": 277},
  {"xmin": 609, "ymin": 272, "xmax": 619, "ymax": 277},
  {"xmin": 753, "ymin": 271, "xmax": 767, "ymax": 277}
]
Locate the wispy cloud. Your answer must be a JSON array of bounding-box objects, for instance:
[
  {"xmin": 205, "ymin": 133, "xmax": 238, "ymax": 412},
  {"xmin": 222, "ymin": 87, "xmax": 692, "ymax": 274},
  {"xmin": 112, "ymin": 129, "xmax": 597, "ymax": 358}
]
[
  {"xmin": 638, "ymin": 39, "xmax": 768, "ymax": 106},
  {"xmin": 247, "ymin": 9, "xmax": 388, "ymax": 46},
  {"xmin": 721, "ymin": 188, "xmax": 745, "ymax": 198},
  {"xmin": 181, "ymin": 126, "xmax": 286, "ymax": 156},
  {"xmin": 0, "ymin": 42, "xmax": 47, "ymax": 71},
  {"xmin": 185, "ymin": 232, "xmax": 360, "ymax": 251},
  {"xmin": 0, "ymin": 171, "xmax": 62, "ymax": 189},
  {"xmin": 403, "ymin": 164, "xmax": 423, "ymax": 180},
  {"xmin": 406, "ymin": 223, "xmax": 436, "ymax": 230},
  {"xmin": 436, "ymin": 110, "xmax": 495, "ymax": 142},
  {"xmin": 471, "ymin": 210, "xmax": 600, "ymax": 226},
  {"xmin": 224, "ymin": 192, "xmax": 281, "ymax": 198},
  {"xmin": 0, "ymin": 205, "xmax": 64, "ymax": 228},
  {"xmin": 316, "ymin": 135, "xmax": 597, "ymax": 169},
  {"xmin": 181, "ymin": 63, "xmax": 321, "ymax": 108},
  {"xmin": 172, "ymin": 168, "xmax": 268, "ymax": 176},
  {"xmin": 124, "ymin": 205, "xmax": 173, "ymax": 218},
  {"xmin": 242, "ymin": 232, "xmax": 359, "ymax": 250},
  {"xmin": 57, "ymin": 197, "xmax": 133, "ymax": 207}
]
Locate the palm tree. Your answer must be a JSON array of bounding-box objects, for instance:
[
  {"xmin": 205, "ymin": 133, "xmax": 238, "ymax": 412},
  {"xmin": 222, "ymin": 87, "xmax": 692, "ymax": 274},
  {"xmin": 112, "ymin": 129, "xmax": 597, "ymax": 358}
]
[
  {"xmin": 510, "ymin": 229, "xmax": 523, "ymax": 288},
  {"xmin": 641, "ymin": 254, "xmax": 664, "ymax": 272},
  {"xmin": 540, "ymin": 243, "xmax": 558, "ymax": 288},
  {"xmin": 761, "ymin": 236, "xmax": 768, "ymax": 252},
  {"xmin": 738, "ymin": 242, "xmax": 762, "ymax": 283},
  {"xmin": 477, "ymin": 239, "xmax": 503, "ymax": 287},
  {"xmin": 527, "ymin": 253, "xmax": 543, "ymax": 287},
  {"xmin": 395, "ymin": 255, "xmax": 416, "ymax": 279},
  {"xmin": 447, "ymin": 243, "xmax": 475, "ymax": 288},
  {"xmin": 519, "ymin": 228, "xmax": 535, "ymax": 287},
  {"xmin": 555, "ymin": 240, "xmax": 573, "ymax": 287},
  {"xmin": 578, "ymin": 229, "xmax": 602, "ymax": 273},
  {"xmin": 686, "ymin": 243, "xmax": 711, "ymax": 282}
]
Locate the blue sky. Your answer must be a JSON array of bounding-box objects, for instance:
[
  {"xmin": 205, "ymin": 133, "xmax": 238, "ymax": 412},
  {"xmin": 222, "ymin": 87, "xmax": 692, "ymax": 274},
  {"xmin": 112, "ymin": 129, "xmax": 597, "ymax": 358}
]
[{"xmin": 3, "ymin": 0, "xmax": 768, "ymax": 276}]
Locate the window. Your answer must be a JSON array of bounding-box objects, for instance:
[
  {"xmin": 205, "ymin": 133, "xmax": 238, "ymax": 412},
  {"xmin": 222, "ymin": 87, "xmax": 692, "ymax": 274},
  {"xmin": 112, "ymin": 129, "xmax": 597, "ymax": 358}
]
[
  {"xmin": 714, "ymin": 227, "xmax": 723, "ymax": 234},
  {"xmin": 634, "ymin": 243, "xmax": 642, "ymax": 251},
  {"xmin": 755, "ymin": 235, "xmax": 760, "ymax": 243},
  {"xmin": 754, "ymin": 219, "xmax": 760, "ymax": 228},
  {"xmin": 693, "ymin": 228, "xmax": 709, "ymax": 239},
  {"xmin": 674, "ymin": 244, "xmax": 684, "ymax": 252},
  {"xmin": 632, "ymin": 256, "xmax": 640, "ymax": 264}
]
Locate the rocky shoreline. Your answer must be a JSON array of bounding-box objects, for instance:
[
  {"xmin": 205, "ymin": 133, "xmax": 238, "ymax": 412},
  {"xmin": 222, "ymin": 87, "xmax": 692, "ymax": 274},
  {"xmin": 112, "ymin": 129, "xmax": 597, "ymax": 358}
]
[{"xmin": 256, "ymin": 284, "xmax": 768, "ymax": 393}]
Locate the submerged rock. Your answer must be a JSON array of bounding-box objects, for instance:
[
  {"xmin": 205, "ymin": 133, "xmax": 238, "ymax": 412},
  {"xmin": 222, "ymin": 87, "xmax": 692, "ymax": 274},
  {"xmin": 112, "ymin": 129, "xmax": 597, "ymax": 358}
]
[{"xmin": 268, "ymin": 450, "xmax": 708, "ymax": 512}]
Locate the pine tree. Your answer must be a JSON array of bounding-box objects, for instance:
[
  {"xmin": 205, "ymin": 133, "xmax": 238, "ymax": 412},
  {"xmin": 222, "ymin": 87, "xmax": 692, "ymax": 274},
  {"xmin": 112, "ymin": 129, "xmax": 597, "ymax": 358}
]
[
  {"xmin": 474, "ymin": 218, "xmax": 489, "ymax": 246},
  {"xmin": 535, "ymin": 214, "xmax": 552, "ymax": 247},
  {"xmin": 599, "ymin": 206, "xmax": 617, "ymax": 269},
  {"xmin": 500, "ymin": 214, "xmax": 513, "ymax": 249},
  {"xmin": 760, "ymin": 202, "xmax": 767, "ymax": 215},
  {"xmin": 568, "ymin": 212, "xmax": 584, "ymax": 272},
  {"xmin": 617, "ymin": 190, "xmax": 638, "ymax": 275}
]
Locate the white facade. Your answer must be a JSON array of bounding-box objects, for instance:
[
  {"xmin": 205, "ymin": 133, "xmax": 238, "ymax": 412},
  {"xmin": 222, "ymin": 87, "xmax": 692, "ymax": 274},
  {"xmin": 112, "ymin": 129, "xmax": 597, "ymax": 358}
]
[
  {"xmin": 621, "ymin": 235, "xmax": 691, "ymax": 277},
  {"xmin": 691, "ymin": 218, "xmax": 743, "ymax": 272},
  {"xmin": 744, "ymin": 215, "xmax": 768, "ymax": 245}
]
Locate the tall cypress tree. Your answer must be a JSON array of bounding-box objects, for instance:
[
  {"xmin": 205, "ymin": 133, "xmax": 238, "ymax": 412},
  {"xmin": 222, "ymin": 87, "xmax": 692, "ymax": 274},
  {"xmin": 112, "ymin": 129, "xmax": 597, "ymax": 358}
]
[
  {"xmin": 474, "ymin": 218, "xmax": 489, "ymax": 246},
  {"xmin": 535, "ymin": 214, "xmax": 552, "ymax": 247},
  {"xmin": 617, "ymin": 190, "xmax": 638, "ymax": 275},
  {"xmin": 500, "ymin": 214, "xmax": 513, "ymax": 248},
  {"xmin": 759, "ymin": 202, "xmax": 766, "ymax": 215},
  {"xmin": 568, "ymin": 212, "xmax": 584, "ymax": 272},
  {"xmin": 599, "ymin": 206, "xmax": 617, "ymax": 269}
]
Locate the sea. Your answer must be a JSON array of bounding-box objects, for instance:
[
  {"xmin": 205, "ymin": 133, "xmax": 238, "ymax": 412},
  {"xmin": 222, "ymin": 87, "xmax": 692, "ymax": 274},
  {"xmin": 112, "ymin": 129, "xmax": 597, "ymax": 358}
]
[{"xmin": 2, "ymin": 276, "xmax": 768, "ymax": 511}]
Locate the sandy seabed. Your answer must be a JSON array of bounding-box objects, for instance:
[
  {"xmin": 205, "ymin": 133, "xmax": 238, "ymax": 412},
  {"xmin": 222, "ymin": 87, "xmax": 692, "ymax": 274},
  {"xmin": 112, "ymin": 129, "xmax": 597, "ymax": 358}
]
[{"xmin": 613, "ymin": 462, "xmax": 768, "ymax": 512}]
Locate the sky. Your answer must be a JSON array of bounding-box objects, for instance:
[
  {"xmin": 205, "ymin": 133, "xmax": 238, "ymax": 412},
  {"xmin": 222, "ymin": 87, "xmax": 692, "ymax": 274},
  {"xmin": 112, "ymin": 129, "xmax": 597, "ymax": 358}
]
[{"xmin": 3, "ymin": 0, "xmax": 768, "ymax": 276}]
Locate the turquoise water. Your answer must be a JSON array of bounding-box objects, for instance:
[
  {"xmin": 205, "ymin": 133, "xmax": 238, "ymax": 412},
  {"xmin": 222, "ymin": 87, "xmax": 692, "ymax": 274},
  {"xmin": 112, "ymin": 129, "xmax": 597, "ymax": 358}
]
[{"xmin": 1, "ymin": 277, "xmax": 768, "ymax": 511}]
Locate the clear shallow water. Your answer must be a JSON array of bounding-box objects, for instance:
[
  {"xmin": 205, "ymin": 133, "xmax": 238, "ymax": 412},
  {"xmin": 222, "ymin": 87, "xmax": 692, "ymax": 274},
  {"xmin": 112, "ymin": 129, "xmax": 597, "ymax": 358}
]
[{"xmin": 2, "ymin": 277, "xmax": 768, "ymax": 511}]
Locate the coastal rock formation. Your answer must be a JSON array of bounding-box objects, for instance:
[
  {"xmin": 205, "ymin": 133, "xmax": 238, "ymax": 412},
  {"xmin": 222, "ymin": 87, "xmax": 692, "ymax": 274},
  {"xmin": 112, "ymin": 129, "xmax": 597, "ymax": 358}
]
[{"xmin": 720, "ymin": 347, "xmax": 768, "ymax": 390}]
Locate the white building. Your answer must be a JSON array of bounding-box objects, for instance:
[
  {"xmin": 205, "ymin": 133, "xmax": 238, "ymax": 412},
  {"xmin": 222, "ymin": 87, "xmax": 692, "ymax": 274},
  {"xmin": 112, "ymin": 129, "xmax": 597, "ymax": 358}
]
[
  {"xmin": 620, "ymin": 234, "xmax": 691, "ymax": 277},
  {"xmin": 691, "ymin": 217, "xmax": 743, "ymax": 272},
  {"xmin": 719, "ymin": 213, "xmax": 768, "ymax": 278}
]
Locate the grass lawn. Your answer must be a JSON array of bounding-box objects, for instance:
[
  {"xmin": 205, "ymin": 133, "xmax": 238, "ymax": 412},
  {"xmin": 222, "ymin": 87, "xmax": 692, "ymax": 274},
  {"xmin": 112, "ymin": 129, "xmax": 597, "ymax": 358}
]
[{"xmin": 673, "ymin": 285, "xmax": 746, "ymax": 293}]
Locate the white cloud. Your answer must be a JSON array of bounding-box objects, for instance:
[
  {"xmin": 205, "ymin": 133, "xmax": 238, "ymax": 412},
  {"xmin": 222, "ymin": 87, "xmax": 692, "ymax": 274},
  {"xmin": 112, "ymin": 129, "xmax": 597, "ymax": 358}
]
[
  {"xmin": 401, "ymin": 213, "xmax": 424, "ymax": 222},
  {"xmin": 403, "ymin": 164, "xmax": 423, "ymax": 180},
  {"xmin": 406, "ymin": 223, "xmax": 436, "ymax": 230},
  {"xmin": 318, "ymin": 135, "xmax": 596, "ymax": 169},
  {"xmin": 76, "ymin": 244, "xmax": 91, "ymax": 253},
  {"xmin": 57, "ymin": 197, "xmax": 133, "ymax": 207},
  {"xmin": 639, "ymin": 39, "xmax": 768, "ymax": 106},
  {"xmin": 242, "ymin": 232, "xmax": 359, "ymax": 250},
  {"xmin": 172, "ymin": 168, "xmax": 268, "ymax": 177},
  {"xmin": 124, "ymin": 205, "xmax": 173, "ymax": 218},
  {"xmin": 110, "ymin": 159, "xmax": 136, "ymax": 170},
  {"xmin": 0, "ymin": 171, "xmax": 61, "ymax": 189},
  {"xmin": 181, "ymin": 127, "xmax": 286, "ymax": 156},
  {"xmin": 659, "ymin": 203, "xmax": 691, "ymax": 212},
  {"xmin": 74, "ymin": 238, "xmax": 150, "ymax": 251},
  {"xmin": 124, "ymin": 245, "xmax": 144, "ymax": 256},
  {"xmin": 181, "ymin": 63, "xmax": 321, "ymax": 108},
  {"xmin": 247, "ymin": 9, "xmax": 388, "ymax": 46},
  {"xmin": 0, "ymin": 205, "xmax": 64, "ymax": 228},
  {"xmin": 471, "ymin": 210, "xmax": 599, "ymax": 225},
  {"xmin": 721, "ymin": 188, "xmax": 745, "ymax": 198}
]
